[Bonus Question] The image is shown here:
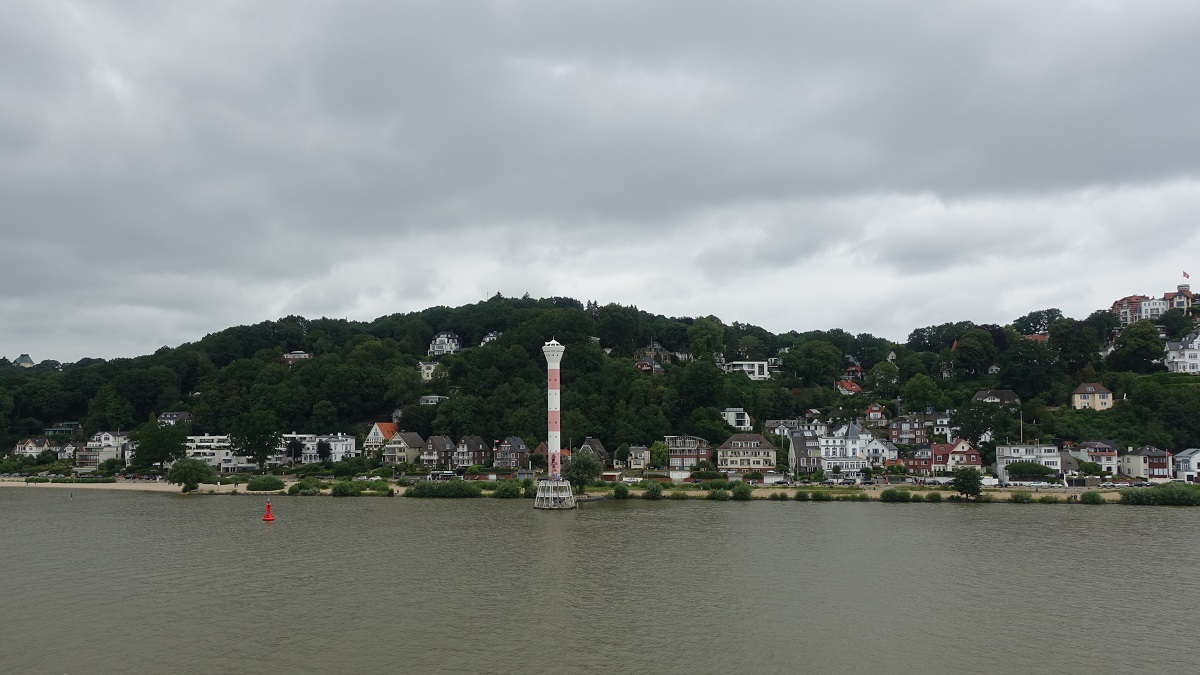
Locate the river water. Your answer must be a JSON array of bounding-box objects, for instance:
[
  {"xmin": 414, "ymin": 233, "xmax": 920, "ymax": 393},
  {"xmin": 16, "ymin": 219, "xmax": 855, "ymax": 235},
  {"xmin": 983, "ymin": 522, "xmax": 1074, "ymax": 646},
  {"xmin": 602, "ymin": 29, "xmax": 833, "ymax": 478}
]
[{"xmin": 1, "ymin": 488, "xmax": 1196, "ymax": 674}]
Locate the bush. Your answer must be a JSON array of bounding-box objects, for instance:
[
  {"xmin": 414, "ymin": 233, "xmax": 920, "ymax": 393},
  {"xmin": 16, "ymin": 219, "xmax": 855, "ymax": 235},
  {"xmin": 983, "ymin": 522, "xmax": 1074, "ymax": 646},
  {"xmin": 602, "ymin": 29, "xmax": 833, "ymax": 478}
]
[
  {"xmin": 643, "ymin": 482, "xmax": 664, "ymax": 500},
  {"xmin": 612, "ymin": 482, "xmax": 630, "ymax": 500},
  {"xmin": 1009, "ymin": 490, "xmax": 1034, "ymax": 504},
  {"xmin": 404, "ymin": 480, "xmax": 482, "ymax": 498},
  {"xmin": 1080, "ymin": 491, "xmax": 1107, "ymax": 505},
  {"xmin": 707, "ymin": 489, "xmax": 731, "ymax": 501},
  {"xmin": 767, "ymin": 491, "xmax": 786, "ymax": 501},
  {"xmin": 880, "ymin": 488, "xmax": 912, "ymax": 503},
  {"xmin": 793, "ymin": 490, "xmax": 809, "ymax": 501},
  {"xmin": 1120, "ymin": 483, "xmax": 1200, "ymax": 506},
  {"xmin": 924, "ymin": 491, "xmax": 942, "ymax": 503},
  {"xmin": 330, "ymin": 481, "xmax": 364, "ymax": 497},
  {"xmin": 700, "ymin": 479, "xmax": 731, "ymax": 491},
  {"xmin": 731, "ymin": 483, "xmax": 753, "ymax": 501},
  {"xmin": 1037, "ymin": 495, "xmax": 1062, "ymax": 504},
  {"xmin": 24, "ymin": 477, "xmax": 50, "ymax": 484},
  {"xmin": 523, "ymin": 483, "xmax": 537, "ymax": 498},
  {"xmin": 493, "ymin": 480, "xmax": 522, "ymax": 498},
  {"xmin": 668, "ymin": 490, "xmax": 689, "ymax": 500},
  {"xmin": 246, "ymin": 475, "xmax": 285, "ymax": 492},
  {"xmin": 810, "ymin": 491, "xmax": 832, "ymax": 501}
]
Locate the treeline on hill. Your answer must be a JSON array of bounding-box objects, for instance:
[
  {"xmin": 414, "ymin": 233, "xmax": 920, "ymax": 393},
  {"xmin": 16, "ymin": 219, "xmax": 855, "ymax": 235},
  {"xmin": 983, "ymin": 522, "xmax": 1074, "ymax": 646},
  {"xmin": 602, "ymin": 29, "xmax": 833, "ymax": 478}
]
[{"xmin": 2, "ymin": 297, "xmax": 1199, "ymax": 465}]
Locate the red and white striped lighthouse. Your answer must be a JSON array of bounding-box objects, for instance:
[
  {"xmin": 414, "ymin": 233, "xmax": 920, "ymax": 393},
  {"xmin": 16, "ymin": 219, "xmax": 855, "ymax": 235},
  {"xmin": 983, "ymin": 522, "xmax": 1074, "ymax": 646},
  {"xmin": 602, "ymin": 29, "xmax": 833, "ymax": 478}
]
[{"xmin": 543, "ymin": 339, "xmax": 565, "ymax": 478}]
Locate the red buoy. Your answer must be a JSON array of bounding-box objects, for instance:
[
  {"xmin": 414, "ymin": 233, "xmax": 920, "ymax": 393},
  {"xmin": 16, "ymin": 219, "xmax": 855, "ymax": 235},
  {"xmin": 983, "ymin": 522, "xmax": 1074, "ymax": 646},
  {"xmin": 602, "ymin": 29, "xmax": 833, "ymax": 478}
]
[{"xmin": 262, "ymin": 499, "xmax": 275, "ymax": 522}]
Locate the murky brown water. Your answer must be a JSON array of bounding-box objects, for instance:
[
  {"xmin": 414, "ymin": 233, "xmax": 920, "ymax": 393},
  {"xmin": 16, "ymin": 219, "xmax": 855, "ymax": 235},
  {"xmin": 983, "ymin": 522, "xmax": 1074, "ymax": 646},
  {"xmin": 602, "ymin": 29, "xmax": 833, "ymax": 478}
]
[{"xmin": 2, "ymin": 488, "xmax": 1196, "ymax": 674}]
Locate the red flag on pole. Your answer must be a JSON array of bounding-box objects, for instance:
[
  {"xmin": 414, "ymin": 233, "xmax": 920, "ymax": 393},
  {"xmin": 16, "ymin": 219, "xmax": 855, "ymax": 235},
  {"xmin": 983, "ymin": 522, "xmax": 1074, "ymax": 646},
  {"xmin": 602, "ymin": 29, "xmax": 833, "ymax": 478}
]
[{"xmin": 1185, "ymin": 271, "xmax": 1191, "ymax": 279}]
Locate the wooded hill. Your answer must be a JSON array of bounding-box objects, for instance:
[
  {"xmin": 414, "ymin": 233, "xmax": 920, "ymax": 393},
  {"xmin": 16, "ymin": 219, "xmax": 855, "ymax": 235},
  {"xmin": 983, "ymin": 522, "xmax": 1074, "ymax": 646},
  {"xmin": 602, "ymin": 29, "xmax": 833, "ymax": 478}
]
[{"xmin": 2, "ymin": 296, "xmax": 1198, "ymax": 461}]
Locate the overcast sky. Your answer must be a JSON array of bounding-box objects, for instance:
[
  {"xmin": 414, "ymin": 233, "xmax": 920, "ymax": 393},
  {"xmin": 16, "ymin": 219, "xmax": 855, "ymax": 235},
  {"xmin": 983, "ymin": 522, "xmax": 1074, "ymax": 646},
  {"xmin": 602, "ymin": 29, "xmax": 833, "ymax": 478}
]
[{"xmin": 3, "ymin": 1, "xmax": 1198, "ymax": 362}]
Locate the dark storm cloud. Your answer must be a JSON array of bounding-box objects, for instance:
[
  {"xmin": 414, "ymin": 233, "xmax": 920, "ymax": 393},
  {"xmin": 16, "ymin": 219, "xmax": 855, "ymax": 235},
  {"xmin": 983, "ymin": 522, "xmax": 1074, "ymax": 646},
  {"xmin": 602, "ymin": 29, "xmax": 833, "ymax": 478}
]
[{"xmin": 2, "ymin": 1, "xmax": 1198, "ymax": 360}]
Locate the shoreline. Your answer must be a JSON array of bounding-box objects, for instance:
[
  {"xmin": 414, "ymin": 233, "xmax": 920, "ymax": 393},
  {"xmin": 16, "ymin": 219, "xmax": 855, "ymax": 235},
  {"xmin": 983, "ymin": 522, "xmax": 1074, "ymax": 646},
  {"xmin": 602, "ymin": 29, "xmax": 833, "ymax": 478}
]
[{"xmin": 1, "ymin": 477, "xmax": 1126, "ymax": 501}]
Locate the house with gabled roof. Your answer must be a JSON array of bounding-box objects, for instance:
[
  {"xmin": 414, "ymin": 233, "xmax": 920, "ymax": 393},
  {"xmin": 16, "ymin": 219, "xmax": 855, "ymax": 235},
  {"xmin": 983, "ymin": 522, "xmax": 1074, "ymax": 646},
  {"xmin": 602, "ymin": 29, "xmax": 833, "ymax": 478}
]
[
  {"xmin": 14, "ymin": 437, "xmax": 63, "ymax": 459},
  {"xmin": 1070, "ymin": 383, "xmax": 1112, "ymax": 410},
  {"xmin": 930, "ymin": 440, "xmax": 981, "ymax": 474},
  {"xmin": 494, "ymin": 437, "xmax": 530, "ymax": 469},
  {"xmin": 453, "ymin": 436, "xmax": 491, "ymax": 468},
  {"xmin": 420, "ymin": 435, "xmax": 456, "ymax": 467},
  {"xmin": 1121, "ymin": 446, "xmax": 1172, "ymax": 482},
  {"xmin": 836, "ymin": 380, "xmax": 862, "ymax": 396},
  {"xmin": 1165, "ymin": 330, "xmax": 1200, "ymax": 374},
  {"xmin": 578, "ymin": 437, "xmax": 610, "ymax": 466},
  {"xmin": 12, "ymin": 353, "xmax": 34, "ymax": 367},
  {"xmin": 635, "ymin": 356, "xmax": 666, "ymax": 376},
  {"xmin": 1068, "ymin": 441, "xmax": 1119, "ymax": 476},
  {"xmin": 382, "ymin": 431, "xmax": 425, "ymax": 465},
  {"xmin": 716, "ymin": 433, "xmax": 776, "ymax": 472},
  {"xmin": 364, "ymin": 422, "xmax": 398, "ymax": 456}
]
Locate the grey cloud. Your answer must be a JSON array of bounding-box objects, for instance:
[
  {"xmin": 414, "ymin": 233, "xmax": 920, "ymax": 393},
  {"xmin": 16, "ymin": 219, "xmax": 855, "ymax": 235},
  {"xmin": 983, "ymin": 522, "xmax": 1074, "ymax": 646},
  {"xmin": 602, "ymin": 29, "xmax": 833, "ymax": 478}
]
[{"xmin": 2, "ymin": 1, "xmax": 1199, "ymax": 360}]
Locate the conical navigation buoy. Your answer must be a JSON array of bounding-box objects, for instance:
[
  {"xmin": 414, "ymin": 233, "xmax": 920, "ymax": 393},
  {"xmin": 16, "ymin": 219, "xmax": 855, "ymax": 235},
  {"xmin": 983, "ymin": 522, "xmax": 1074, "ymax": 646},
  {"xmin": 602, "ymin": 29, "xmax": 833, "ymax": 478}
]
[{"xmin": 262, "ymin": 499, "xmax": 275, "ymax": 522}]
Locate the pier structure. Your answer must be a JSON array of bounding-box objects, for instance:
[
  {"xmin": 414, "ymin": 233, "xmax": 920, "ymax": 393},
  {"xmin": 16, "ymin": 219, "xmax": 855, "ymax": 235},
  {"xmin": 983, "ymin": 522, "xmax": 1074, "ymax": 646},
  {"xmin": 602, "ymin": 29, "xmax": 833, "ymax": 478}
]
[{"xmin": 534, "ymin": 339, "xmax": 576, "ymax": 509}]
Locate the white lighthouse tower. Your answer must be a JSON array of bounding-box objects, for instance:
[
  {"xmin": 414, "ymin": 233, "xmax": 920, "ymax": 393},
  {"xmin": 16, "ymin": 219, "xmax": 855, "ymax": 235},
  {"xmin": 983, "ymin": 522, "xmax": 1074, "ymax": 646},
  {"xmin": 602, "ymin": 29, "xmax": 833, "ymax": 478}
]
[{"xmin": 534, "ymin": 339, "xmax": 576, "ymax": 509}]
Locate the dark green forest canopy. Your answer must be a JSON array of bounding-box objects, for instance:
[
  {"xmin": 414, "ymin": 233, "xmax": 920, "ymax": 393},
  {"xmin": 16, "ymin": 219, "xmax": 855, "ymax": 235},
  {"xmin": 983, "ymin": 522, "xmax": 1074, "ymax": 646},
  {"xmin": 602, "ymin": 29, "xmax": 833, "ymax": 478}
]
[{"xmin": 3, "ymin": 297, "xmax": 1199, "ymax": 456}]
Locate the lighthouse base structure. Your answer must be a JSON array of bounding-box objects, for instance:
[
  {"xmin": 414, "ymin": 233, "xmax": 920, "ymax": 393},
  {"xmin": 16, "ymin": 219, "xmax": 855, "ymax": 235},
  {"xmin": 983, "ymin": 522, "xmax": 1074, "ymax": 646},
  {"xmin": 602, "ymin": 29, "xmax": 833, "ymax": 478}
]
[{"xmin": 533, "ymin": 478, "xmax": 577, "ymax": 510}]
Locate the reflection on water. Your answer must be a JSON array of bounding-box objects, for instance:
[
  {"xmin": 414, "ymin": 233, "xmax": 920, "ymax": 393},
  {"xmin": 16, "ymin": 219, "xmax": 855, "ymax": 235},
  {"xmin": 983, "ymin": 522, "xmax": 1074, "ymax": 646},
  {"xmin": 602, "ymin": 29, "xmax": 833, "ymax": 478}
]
[{"xmin": 1, "ymin": 489, "xmax": 1196, "ymax": 675}]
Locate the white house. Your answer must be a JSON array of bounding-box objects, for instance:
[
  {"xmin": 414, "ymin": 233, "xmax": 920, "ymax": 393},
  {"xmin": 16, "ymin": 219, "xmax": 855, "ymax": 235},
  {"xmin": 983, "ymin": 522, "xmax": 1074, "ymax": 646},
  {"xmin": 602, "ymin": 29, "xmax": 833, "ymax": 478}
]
[
  {"xmin": 724, "ymin": 361, "xmax": 770, "ymax": 381},
  {"xmin": 862, "ymin": 438, "xmax": 899, "ymax": 466},
  {"xmin": 418, "ymin": 361, "xmax": 440, "ymax": 382},
  {"xmin": 1165, "ymin": 331, "xmax": 1200, "ymax": 374},
  {"xmin": 1138, "ymin": 297, "xmax": 1169, "ymax": 321},
  {"xmin": 420, "ymin": 395, "xmax": 448, "ymax": 405},
  {"xmin": 818, "ymin": 422, "xmax": 873, "ymax": 477},
  {"xmin": 1173, "ymin": 448, "xmax": 1200, "ymax": 482},
  {"xmin": 480, "ymin": 331, "xmax": 502, "ymax": 346},
  {"xmin": 427, "ymin": 331, "xmax": 462, "ymax": 356},
  {"xmin": 995, "ymin": 444, "xmax": 1061, "ymax": 481},
  {"xmin": 721, "ymin": 407, "xmax": 752, "ymax": 431},
  {"xmin": 13, "ymin": 437, "xmax": 63, "ymax": 459},
  {"xmin": 624, "ymin": 445, "xmax": 650, "ymax": 471},
  {"xmin": 1067, "ymin": 441, "xmax": 1119, "ymax": 476}
]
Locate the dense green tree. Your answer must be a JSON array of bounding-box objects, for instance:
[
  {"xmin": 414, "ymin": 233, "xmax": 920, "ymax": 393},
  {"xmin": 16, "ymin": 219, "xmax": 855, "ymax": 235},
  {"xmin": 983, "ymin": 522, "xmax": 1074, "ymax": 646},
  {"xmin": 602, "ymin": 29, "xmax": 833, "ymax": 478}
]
[
  {"xmin": 167, "ymin": 458, "xmax": 217, "ymax": 492},
  {"xmin": 129, "ymin": 415, "xmax": 187, "ymax": 469},
  {"xmin": 999, "ymin": 338, "xmax": 1061, "ymax": 401},
  {"xmin": 1108, "ymin": 321, "xmax": 1165, "ymax": 374},
  {"xmin": 84, "ymin": 383, "xmax": 136, "ymax": 434},
  {"xmin": 562, "ymin": 447, "xmax": 603, "ymax": 494},
  {"xmin": 950, "ymin": 401, "xmax": 1018, "ymax": 447},
  {"xmin": 900, "ymin": 373, "xmax": 941, "ymax": 412},
  {"xmin": 1084, "ymin": 310, "xmax": 1121, "ymax": 343},
  {"xmin": 952, "ymin": 328, "xmax": 998, "ymax": 377},
  {"xmin": 1012, "ymin": 309, "xmax": 1063, "ymax": 335},
  {"xmin": 784, "ymin": 340, "xmax": 842, "ymax": 387},
  {"xmin": 1048, "ymin": 318, "xmax": 1101, "ymax": 374},
  {"xmin": 865, "ymin": 361, "xmax": 900, "ymax": 399},
  {"xmin": 951, "ymin": 467, "xmax": 983, "ymax": 500},
  {"xmin": 230, "ymin": 410, "xmax": 283, "ymax": 470},
  {"xmin": 1157, "ymin": 308, "xmax": 1195, "ymax": 341},
  {"xmin": 648, "ymin": 441, "xmax": 668, "ymax": 469},
  {"xmin": 687, "ymin": 316, "xmax": 725, "ymax": 357},
  {"xmin": 285, "ymin": 437, "xmax": 305, "ymax": 464},
  {"xmin": 316, "ymin": 439, "xmax": 332, "ymax": 463}
]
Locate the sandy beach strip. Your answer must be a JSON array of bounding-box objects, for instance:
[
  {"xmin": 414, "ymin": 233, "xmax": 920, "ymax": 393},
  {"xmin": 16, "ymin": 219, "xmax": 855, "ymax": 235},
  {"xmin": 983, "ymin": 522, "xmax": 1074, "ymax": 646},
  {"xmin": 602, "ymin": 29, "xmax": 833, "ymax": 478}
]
[{"xmin": 0, "ymin": 477, "xmax": 246, "ymax": 494}]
